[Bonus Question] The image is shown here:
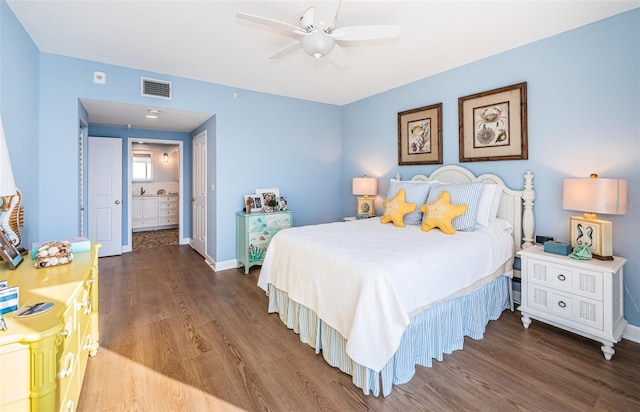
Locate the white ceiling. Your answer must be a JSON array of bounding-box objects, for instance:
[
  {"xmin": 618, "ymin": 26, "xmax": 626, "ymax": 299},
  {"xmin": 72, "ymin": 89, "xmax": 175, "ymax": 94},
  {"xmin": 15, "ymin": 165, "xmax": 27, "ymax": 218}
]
[{"xmin": 8, "ymin": 0, "xmax": 639, "ymax": 131}]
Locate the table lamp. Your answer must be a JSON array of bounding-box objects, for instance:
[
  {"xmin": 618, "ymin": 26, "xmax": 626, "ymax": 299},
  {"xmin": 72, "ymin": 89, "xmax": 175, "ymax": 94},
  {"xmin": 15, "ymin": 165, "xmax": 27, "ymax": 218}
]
[
  {"xmin": 562, "ymin": 174, "xmax": 627, "ymax": 260},
  {"xmin": 352, "ymin": 175, "xmax": 377, "ymax": 217}
]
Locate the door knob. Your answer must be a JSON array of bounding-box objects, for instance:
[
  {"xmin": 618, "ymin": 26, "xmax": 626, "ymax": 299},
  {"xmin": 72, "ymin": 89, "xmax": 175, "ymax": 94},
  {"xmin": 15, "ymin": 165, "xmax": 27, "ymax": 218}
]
[
  {"xmin": 191, "ymin": 197, "xmax": 195, "ymax": 202},
  {"xmin": 115, "ymin": 200, "xmax": 121, "ymax": 205}
]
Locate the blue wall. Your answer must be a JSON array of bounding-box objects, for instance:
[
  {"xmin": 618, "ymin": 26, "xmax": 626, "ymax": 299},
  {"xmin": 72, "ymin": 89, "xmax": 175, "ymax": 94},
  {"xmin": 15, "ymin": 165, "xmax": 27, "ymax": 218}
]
[
  {"xmin": 342, "ymin": 10, "xmax": 640, "ymax": 326},
  {"xmin": 0, "ymin": 1, "xmax": 638, "ymax": 328},
  {"xmin": 0, "ymin": 0, "xmax": 39, "ymax": 246}
]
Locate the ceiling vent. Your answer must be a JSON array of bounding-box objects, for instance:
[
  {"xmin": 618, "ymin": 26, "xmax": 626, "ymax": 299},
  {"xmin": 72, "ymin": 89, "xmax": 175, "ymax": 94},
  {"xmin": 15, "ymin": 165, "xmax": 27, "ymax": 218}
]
[{"xmin": 141, "ymin": 77, "xmax": 172, "ymax": 100}]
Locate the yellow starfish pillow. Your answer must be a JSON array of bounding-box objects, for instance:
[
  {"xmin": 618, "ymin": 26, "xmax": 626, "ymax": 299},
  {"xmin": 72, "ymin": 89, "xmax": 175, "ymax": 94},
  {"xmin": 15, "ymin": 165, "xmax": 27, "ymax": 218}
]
[
  {"xmin": 381, "ymin": 189, "xmax": 416, "ymax": 227},
  {"xmin": 420, "ymin": 191, "xmax": 468, "ymax": 234}
]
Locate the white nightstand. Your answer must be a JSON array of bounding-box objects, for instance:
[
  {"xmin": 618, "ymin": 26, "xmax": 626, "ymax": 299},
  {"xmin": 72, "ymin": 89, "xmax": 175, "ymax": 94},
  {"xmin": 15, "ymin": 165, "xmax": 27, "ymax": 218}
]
[{"xmin": 517, "ymin": 245, "xmax": 627, "ymax": 360}]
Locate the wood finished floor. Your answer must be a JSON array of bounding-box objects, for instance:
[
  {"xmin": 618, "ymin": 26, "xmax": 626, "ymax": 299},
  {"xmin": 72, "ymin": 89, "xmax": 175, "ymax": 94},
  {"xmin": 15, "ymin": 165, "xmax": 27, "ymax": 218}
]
[{"xmin": 78, "ymin": 245, "xmax": 640, "ymax": 411}]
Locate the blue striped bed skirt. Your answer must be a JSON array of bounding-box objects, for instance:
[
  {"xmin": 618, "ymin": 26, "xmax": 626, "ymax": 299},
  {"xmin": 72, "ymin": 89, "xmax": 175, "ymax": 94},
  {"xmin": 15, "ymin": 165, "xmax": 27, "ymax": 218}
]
[{"xmin": 267, "ymin": 275, "xmax": 511, "ymax": 397}]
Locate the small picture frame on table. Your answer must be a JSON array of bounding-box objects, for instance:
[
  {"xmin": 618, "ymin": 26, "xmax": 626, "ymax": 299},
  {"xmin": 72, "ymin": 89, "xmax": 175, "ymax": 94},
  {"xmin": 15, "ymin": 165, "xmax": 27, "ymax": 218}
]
[
  {"xmin": 0, "ymin": 228, "xmax": 23, "ymax": 269},
  {"xmin": 356, "ymin": 197, "xmax": 375, "ymax": 217},
  {"xmin": 244, "ymin": 194, "xmax": 263, "ymax": 213}
]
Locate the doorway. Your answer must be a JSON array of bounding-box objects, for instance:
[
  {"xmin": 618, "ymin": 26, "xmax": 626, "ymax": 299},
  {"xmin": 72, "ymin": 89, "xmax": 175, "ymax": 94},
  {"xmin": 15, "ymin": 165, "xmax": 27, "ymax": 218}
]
[{"xmin": 127, "ymin": 138, "xmax": 184, "ymax": 252}]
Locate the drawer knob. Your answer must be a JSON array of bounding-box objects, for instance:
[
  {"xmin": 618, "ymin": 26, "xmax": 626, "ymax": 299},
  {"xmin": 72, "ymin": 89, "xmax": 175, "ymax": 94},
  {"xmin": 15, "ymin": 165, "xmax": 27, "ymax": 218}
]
[
  {"xmin": 557, "ymin": 274, "xmax": 566, "ymax": 281},
  {"xmin": 558, "ymin": 301, "xmax": 567, "ymax": 308}
]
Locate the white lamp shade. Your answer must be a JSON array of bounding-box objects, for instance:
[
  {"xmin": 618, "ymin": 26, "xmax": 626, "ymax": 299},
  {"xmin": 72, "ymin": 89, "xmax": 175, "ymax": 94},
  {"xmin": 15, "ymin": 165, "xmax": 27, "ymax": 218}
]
[
  {"xmin": 0, "ymin": 116, "xmax": 17, "ymax": 197},
  {"xmin": 352, "ymin": 176, "xmax": 378, "ymax": 196},
  {"xmin": 562, "ymin": 177, "xmax": 627, "ymax": 216}
]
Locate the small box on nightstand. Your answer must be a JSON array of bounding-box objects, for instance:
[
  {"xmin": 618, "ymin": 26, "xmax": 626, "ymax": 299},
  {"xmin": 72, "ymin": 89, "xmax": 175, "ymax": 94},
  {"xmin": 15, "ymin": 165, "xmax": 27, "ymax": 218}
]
[{"xmin": 543, "ymin": 240, "xmax": 571, "ymax": 256}]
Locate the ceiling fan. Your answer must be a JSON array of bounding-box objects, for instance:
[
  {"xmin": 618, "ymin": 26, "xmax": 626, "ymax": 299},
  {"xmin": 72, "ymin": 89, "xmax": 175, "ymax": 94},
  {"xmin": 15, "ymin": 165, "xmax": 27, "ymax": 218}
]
[{"xmin": 236, "ymin": 1, "xmax": 400, "ymax": 67}]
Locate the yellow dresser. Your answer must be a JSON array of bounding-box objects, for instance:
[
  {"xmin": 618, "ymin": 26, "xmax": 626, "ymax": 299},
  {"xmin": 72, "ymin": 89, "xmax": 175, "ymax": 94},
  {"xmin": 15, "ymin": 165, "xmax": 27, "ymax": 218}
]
[{"xmin": 0, "ymin": 244, "xmax": 100, "ymax": 411}]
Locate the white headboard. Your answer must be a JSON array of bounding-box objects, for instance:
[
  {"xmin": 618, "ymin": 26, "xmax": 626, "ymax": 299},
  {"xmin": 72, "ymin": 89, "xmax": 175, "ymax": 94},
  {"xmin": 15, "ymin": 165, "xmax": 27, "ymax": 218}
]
[{"xmin": 396, "ymin": 165, "xmax": 535, "ymax": 252}]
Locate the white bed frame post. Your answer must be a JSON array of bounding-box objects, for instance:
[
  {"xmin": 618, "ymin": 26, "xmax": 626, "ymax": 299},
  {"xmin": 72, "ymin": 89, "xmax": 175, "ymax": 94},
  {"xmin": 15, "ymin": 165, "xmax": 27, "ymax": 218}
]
[{"xmin": 521, "ymin": 171, "xmax": 535, "ymax": 249}]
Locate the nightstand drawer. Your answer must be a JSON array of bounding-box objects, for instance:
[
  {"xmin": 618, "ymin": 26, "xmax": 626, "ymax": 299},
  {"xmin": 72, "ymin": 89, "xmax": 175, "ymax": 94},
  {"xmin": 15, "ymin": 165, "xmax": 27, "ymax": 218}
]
[
  {"xmin": 527, "ymin": 258, "xmax": 603, "ymax": 301},
  {"xmin": 527, "ymin": 284, "xmax": 603, "ymax": 330}
]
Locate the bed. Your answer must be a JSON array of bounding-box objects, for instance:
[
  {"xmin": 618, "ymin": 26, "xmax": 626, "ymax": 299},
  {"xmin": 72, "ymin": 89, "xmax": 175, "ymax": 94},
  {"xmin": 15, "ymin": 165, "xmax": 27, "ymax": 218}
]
[{"xmin": 257, "ymin": 165, "xmax": 535, "ymax": 396}]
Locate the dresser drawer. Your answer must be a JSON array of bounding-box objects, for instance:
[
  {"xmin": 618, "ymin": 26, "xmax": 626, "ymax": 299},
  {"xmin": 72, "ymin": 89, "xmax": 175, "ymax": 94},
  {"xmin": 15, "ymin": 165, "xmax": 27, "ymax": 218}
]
[
  {"xmin": 527, "ymin": 258, "xmax": 603, "ymax": 301},
  {"xmin": 247, "ymin": 214, "xmax": 292, "ymax": 232},
  {"xmin": 158, "ymin": 216, "xmax": 178, "ymax": 226},
  {"xmin": 157, "ymin": 195, "xmax": 178, "ymax": 204},
  {"xmin": 247, "ymin": 228, "xmax": 284, "ymax": 247},
  {"xmin": 157, "ymin": 208, "xmax": 178, "ymax": 217},
  {"xmin": 527, "ymin": 283, "xmax": 604, "ymax": 330}
]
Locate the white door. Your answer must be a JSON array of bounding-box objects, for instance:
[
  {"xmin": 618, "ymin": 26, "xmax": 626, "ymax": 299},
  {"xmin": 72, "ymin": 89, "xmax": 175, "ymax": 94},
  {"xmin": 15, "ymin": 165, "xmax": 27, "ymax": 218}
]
[
  {"xmin": 88, "ymin": 137, "xmax": 122, "ymax": 257},
  {"xmin": 191, "ymin": 131, "xmax": 206, "ymax": 257}
]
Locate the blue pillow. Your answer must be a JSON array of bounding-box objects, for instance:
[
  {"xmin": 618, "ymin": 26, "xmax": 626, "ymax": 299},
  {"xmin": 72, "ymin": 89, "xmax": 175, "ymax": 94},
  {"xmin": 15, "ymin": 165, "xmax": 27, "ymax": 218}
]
[
  {"xmin": 425, "ymin": 183, "xmax": 484, "ymax": 231},
  {"xmin": 385, "ymin": 180, "xmax": 433, "ymax": 225}
]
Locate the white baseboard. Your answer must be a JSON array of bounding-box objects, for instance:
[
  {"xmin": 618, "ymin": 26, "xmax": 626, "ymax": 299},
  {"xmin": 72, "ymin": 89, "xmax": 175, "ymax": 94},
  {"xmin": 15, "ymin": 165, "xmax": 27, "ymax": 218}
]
[
  {"xmin": 623, "ymin": 323, "xmax": 640, "ymax": 343},
  {"xmin": 205, "ymin": 257, "xmax": 236, "ymax": 272}
]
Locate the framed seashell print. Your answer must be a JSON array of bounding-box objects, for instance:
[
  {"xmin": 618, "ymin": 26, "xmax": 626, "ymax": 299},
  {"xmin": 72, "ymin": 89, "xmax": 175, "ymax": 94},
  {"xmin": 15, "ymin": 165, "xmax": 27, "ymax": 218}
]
[
  {"xmin": 458, "ymin": 82, "xmax": 528, "ymax": 162},
  {"xmin": 398, "ymin": 103, "xmax": 443, "ymax": 165}
]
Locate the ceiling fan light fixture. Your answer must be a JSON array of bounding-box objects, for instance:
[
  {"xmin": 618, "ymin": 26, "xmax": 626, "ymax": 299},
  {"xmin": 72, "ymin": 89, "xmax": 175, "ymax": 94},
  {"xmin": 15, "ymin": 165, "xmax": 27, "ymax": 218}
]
[{"xmin": 301, "ymin": 31, "xmax": 335, "ymax": 59}]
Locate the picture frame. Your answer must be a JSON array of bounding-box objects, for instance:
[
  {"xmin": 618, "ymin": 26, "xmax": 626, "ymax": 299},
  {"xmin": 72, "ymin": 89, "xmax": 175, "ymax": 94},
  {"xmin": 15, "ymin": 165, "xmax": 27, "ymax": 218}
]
[
  {"xmin": 0, "ymin": 228, "xmax": 23, "ymax": 269},
  {"xmin": 356, "ymin": 197, "xmax": 375, "ymax": 217},
  {"xmin": 398, "ymin": 103, "xmax": 443, "ymax": 165},
  {"xmin": 256, "ymin": 188, "xmax": 280, "ymax": 211},
  {"xmin": 244, "ymin": 194, "xmax": 263, "ymax": 212},
  {"xmin": 569, "ymin": 216, "xmax": 613, "ymax": 260},
  {"xmin": 458, "ymin": 82, "xmax": 527, "ymax": 162}
]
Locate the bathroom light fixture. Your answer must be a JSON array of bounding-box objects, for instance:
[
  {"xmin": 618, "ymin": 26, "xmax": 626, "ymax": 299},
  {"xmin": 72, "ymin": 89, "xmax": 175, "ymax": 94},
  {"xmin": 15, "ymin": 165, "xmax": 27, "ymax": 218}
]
[
  {"xmin": 163, "ymin": 153, "xmax": 169, "ymax": 163},
  {"xmin": 145, "ymin": 109, "xmax": 160, "ymax": 119}
]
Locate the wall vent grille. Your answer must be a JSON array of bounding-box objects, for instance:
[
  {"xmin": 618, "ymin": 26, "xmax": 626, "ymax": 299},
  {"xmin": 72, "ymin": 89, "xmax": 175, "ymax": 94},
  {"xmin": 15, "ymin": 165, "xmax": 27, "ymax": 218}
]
[{"xmin": 141, "ymin": 77, "xmax": 172, "ymax": 99}]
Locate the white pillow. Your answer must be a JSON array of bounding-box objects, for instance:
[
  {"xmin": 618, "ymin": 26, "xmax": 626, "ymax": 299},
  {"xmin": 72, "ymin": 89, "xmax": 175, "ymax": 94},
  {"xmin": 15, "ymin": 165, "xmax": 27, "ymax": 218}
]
[
  {"xmin": 476, "ymin": 184, "xmax": 497, "ymax": 227},
  {"xmin": 386, "ymin": 179, "xmax": 434, "ymax": 225},
  {"xmin": 489, "ymin": 186, "xmax": 503, "ymax": 221}
]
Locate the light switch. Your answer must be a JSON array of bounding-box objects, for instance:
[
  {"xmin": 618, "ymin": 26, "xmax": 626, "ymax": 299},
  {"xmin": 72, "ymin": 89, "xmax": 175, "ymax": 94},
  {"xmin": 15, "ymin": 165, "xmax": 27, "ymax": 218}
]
[{"xmin": 210, "ymin": 184, "xmax": 215, "ymax": 191}]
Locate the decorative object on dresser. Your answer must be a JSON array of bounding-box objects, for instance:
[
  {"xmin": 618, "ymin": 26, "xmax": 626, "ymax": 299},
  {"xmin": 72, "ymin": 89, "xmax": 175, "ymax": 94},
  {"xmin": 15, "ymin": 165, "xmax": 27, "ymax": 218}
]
[
  {"xmin": 236, "ymin": 210, "xmax": 292, "ymax": 274},
  {"xmin": 562, "ymin": 174, "xmax": 627, "ymax": 260},
  {"xmin": 397, "ymin": 103, "xmax": 443, "ymax": 165},
  {"xmin": 0, "ymin": 117, "xmax": 25, "ymax": 252},
  {"xmin": 0, "ymin": 244, "xmax": 101, "ymax": 411},
  {"xmin": 458, "ymin": 82, "xmax": 528, "ymax": 162},
  {"xmin": 0, "ymin": 227, "xmax": 22, "ymax": 269},
  {"xmin": 256, "ymin": 188, "xmax": 280, "ymax": 213},
  {"xmin": 352, "ymin": 175, "xmax": 378, "ymax": 217},
  {"xmin": 518, "ymin": 245, "xmax": 626, "ymax": 361}
]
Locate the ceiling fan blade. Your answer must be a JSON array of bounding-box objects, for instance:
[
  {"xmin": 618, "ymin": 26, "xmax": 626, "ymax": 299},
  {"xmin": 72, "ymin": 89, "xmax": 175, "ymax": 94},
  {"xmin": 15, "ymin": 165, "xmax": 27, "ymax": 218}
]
[
  {"xmin": 314, "ymin": 1, "xmax": 341, "ymax": 30},
  {"xmin": 330, "ymin": 25, "xmax": 401, "ymax": 41},
  {"xmin": 270, "ymin": 42, "xmax": 301, "ymax": 60},
  {"xmin": 328, "ymin": 43, "xmax": 349, "ymax": 69},
  {"xmin": 236, "ymin": 12, "xmax": 301, "ymax": 34}
]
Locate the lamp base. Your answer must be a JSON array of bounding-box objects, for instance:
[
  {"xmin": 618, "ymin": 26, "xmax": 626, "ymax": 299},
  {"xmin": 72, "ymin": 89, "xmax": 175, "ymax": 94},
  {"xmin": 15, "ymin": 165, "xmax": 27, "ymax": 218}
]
[
  {"xmin": 591, "ymin": 253, "xmax": 614, "ymax": 261},
  {"xmin": 569, "ymin": 216, "xmax": 613, "ymax": 259}
]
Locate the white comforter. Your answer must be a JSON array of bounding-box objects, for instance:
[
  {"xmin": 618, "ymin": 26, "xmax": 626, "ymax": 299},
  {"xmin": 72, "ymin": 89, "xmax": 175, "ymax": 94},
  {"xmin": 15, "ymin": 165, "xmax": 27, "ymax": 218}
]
[{"xmin": 257, "ymin": 217, "xmax": 514, "ymax": 372}]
